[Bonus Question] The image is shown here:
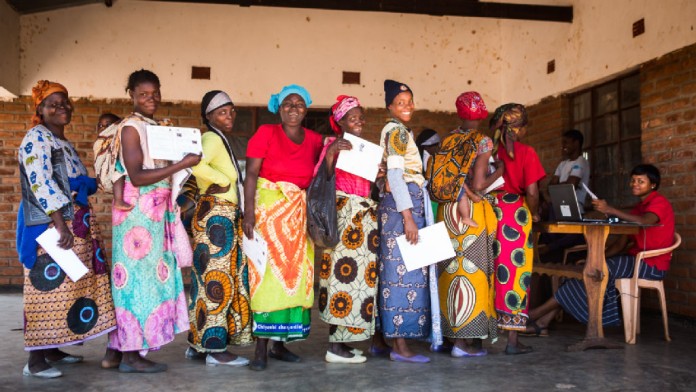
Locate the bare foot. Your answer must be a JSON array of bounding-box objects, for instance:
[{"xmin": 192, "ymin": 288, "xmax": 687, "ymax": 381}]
[
  {"xmin": 461, "ymin": 217, "xmax": 479, "ymax": 228},
  {"xmin": 252, "ymin": 339, "xmax": 268, "ymax": 365},
  {"xmin": 101, "ymin": 348, "xmax": 122, "ymax": 369},
  {"xmin": 44, "ymin": 348, "xmax": 76, "ymax": 362},
  {"xmin": 114, "ymin": 200, "xmax": 134, "ymax": 211},
  {"xmin": 391, "ymin": 338, "xmax": 416, "ymax": 358},
  {"xmin": 27, "ymin": 351, "xmax": 51, "ymax": 373},
  {"xmin": 121, "ymin": 352, "xmax": 164, "ymax": 372}
]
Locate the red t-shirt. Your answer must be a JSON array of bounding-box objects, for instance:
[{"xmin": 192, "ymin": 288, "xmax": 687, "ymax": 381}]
[
  {"xmin": 497, "ymin": 142, "xmax": 546, "ymax": 194},
  {"xmin": 246, "ymin": 124, "xmax": 323, "ymax": 189},
  {"xmin": 627, "ymin": 191, "xmax": 675, "ymax": 271}
]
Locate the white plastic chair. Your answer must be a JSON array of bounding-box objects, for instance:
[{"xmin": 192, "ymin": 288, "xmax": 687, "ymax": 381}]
[{"xmin": 616, "ymin": 233, "xmax": 681, "ymax": 344}]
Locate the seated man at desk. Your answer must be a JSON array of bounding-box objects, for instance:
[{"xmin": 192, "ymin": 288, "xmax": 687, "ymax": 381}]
[
  {"xmin": 525, "ymin": 164, "xmax": 674, "ymax": 336},
  {"xmin": 539, "ymin": 130, "xmax": 589, "ymax": 258}
]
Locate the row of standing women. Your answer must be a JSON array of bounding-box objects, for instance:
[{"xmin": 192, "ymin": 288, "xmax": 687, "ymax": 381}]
[{"xmin": 16, "ymin": 68, "xmax": 549, "ymax": 377}]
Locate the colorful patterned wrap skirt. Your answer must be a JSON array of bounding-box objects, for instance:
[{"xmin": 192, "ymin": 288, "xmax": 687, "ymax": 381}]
[
  {"xmin": 108, "ymin": 179, "xmax": 190, "ymax": 351},
  {"xmin": 493, "ymin": 192, "xmax": 534, "ymax": 331},
  {"xmin": 378, "ymin": 182, "xmax": 431, "ymax": 339},
  {"xmin": 188, "ymin": 194, "xmax": 253, "ymax": 352},
  {"xmin": 23, "ymin": 202, "xmax": 116, "ymax": 350},
  {"xmin": 249, "ymin": 179, "xmax": 314, "ymax": 342},
  {"xmin": 319, "ymin": 191, "xmax": 379, "ymax": 343},
  {"xmin": 437, "ymin": 198, "xmax": 498, "ymax": 341}
]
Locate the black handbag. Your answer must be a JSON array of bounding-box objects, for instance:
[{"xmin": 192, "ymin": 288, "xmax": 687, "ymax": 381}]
[{"xmin": 306, "ymin": 158, "xmax": 340, "ymax": 248}]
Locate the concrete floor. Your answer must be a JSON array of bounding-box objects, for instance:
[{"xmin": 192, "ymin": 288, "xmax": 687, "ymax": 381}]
[{"xmin": 1, "ymin": 291, "xmax": 695, "ymax": 392}]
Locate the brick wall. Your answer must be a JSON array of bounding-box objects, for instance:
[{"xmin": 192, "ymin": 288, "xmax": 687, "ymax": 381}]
[
  {"xmin": 0, "ymin": 97, "xmax": 214, "ymax": 285},
  {"xmin": 639, "ymin": 44, "xmax": 696, "ymax": 318},
  {"xmin": 0, "ymin": 97, "xmax": 459, "ymax": 286},
  {"xmin": 521, "ymin": 43, "xmax": 696, "ymax": 318}
]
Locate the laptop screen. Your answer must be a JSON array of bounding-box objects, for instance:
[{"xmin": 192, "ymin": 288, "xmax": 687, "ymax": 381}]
[{"xmin": 548, "ymin": 184, "xmax": 583, "ymax": 222}]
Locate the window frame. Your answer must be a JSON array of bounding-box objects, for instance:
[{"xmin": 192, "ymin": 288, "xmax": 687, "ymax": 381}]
[{"xmin": 569, "ymin": 71, "xmax": 642, "ymax": 208}]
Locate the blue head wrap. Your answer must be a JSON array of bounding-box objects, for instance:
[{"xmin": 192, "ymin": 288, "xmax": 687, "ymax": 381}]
[{"xmin": 267, "ymin": 84, "xmax": 312, "ymax": 114}]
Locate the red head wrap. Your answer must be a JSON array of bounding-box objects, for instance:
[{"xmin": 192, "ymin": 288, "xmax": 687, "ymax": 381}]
[{"xmin": 455, "ymin": 91, "xmax": 488, "ymax": 121}]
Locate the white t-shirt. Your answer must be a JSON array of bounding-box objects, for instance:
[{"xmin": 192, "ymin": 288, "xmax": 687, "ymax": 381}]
[{"xmin": 554, "ymin": 156, "xmax": 590, "ymax": 210}]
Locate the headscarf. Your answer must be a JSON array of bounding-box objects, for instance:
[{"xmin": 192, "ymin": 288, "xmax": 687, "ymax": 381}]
[
  {"xmin": 199, "ymin": 90, "xmax": 244, "ymax": 206},
  {"xmin": 201, "ymin": 90, "xmax": 233, "ymax": 122},
  {"xmin": 267, "ymin": 84, "xmax": 312, "ymax": 114},
  {"xmin": 31, "ymin": 80, "xmax": 68, "ymax": 125},
  {"xmin": 455, "ymin": 91, "xmax": 488, "ymax": 121},
  {"xmin": 329, "ymin": 95, "xmax": 361, "ymax": 135},
  {"xmin": 490, "ymin": 103, "xmax": 528, "ymax": 159},
  {"xmin": 384, "ymin": 79, "xmax": 413, "ymax": 108}
]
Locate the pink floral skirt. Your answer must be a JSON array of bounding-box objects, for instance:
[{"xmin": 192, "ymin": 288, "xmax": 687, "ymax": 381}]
[{"xmin": 108, "ymin": 179, "xmax": 190, "ymax": 352}]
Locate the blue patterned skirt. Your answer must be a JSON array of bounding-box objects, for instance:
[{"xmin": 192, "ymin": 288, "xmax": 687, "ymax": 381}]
[{"xmin": 377, "ymin": 182, "xmax": 431, "ymax": 339}]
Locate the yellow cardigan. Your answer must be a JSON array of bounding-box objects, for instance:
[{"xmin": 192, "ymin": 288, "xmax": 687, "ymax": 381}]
[{"xmin": 191, "ymin": 131, "xmax": 239, "ymax": 204}]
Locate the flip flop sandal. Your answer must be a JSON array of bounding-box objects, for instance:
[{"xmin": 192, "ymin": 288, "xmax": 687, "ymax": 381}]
[{"xmin": 519, "ymin": 320, "xmax": 549, "ymax": 337}]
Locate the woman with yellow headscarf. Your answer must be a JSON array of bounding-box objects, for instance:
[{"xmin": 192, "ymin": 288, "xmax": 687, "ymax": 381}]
[
  {"xmin": 17, "ymin": 81, "xmax": 117, "ymax": 378},
  {"xmin": 490, "ymin": 103, "xmax": 545, "ymax": 355}
]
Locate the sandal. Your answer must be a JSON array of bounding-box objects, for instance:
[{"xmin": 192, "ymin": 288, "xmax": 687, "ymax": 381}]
[
  {"xmin": 520, "ymin": 320, "xmax": 549, "ymax": 337},
  {"xmin": 504, "ymin": 344, "xmax": 534, "ymax": 355}
]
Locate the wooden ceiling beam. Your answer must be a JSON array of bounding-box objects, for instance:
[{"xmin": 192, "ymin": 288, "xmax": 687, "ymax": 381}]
[
  {"xmin": 152, "ymin": 0, "xmax": 573, "ymax": 23},
  {"xmin": 6, "ymin": 0, "xmax": 572, "ymax": 22},
  {"xmin": 5, "ymin": 0, "xmax": 102, "ymax": 14}
]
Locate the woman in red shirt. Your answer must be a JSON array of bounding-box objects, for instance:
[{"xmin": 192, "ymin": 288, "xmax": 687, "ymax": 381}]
[
  {"xmin": 242, "ymin": 85, "xmax": 323, "ymax": 371},
  {"xmin": 490, "ymin": 104, "xmax": 546, "ymax": 355},
  {"xmin": 526, "ymin": 164, "xmax": 675, "ymax": 333}
]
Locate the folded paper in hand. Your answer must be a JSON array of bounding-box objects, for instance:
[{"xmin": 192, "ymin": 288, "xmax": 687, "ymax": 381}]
[
  {"xmin": 484, "ymin": 156, "xmax": 505, "ymax": 194},
  {"xmin": 242, "ymin": 230, "xmax": 268, "ymax": 279},
  {"xmin": 171, "ymin": 168, "xmax": 192, "ymax": 206},
  {"xmin": 36, "ymin": 227, "xmax": 88, "ymax": 282},
  {"xmin": 335, "ymin": 133, "xmax": 384, "ymax": 182},
  {"xmin": 396, "ymin": 222, "xmax": 456, "ymax": 272}
]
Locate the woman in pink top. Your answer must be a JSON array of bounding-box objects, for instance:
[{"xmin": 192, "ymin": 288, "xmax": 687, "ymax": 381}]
[
  {"xmin": 242, "ymin": 85, "xmax": 323, "ymax": 371},
  {"xmin": 316, "ymin": 96, "xmax": 379, "ymax": 364}
]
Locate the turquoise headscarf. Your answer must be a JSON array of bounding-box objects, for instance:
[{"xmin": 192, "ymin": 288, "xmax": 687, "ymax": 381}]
[{"xmin": 267, "ymin": 84, "xmax": 312, "ymax": 114}]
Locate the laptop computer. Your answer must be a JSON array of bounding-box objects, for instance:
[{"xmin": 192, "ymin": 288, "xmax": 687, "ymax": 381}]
[{"xmin": 548, "ymin": 184, "xmax": 606, "ymax": 223}]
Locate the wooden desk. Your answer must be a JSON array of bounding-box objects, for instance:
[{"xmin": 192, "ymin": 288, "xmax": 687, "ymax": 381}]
[{"xmin": 535, "ymin": 222, "xmax": 641, "ymax": 351}]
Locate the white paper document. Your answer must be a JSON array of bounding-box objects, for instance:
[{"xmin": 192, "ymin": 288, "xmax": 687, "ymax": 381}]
[
  {"xmin": 396, "ymin": 222, "xmax": 456, "ymax": 272},
  {"xmin": 242, "ymin": 230, "xmax": 268, "ymax": 278},
  {"xmin": 171, "ymin": 168, "xmax": 192, "ymax": 206},
  {"xmin": 484, "ymin": 176, "xmax": 505, "ymax": 194},
  {"xmin": 581, "ymin": 182, "xmax": 599, "ymax": 200},
  {"xmin": 36, "ymin": 228, "xmax": 88, "ymax": 282},
  {"xmin": 484, "ymin": 156, "xmax": 505, "ymax": 194},
  {"xmin": 335, "ymin": 133, "xmax": 384, "ymax": 182},
  {"xmin": 147, "ymin": 125, "xmax": 202, "ymax": 161}
]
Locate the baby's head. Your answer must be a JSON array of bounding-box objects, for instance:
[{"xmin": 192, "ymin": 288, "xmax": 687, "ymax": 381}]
[{"xmin": 97, "ymin": 113, "xmax": 121, "ymax": 132}]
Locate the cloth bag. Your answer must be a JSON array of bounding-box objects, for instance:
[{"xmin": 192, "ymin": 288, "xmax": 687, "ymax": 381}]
[{"xmin": 306, "ymin": 159, "xmax": 340, "ymax": 248}]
